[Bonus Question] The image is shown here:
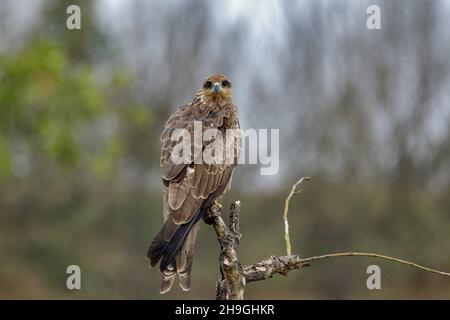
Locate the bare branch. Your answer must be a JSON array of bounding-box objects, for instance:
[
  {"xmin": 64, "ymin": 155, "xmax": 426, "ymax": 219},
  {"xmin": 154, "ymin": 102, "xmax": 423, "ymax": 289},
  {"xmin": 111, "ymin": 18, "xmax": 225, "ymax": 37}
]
[
  {"xmin": 244, "ymin": 252, "xmax": 450, "ymax": 283},
  {"xmin": 207, "ymin": 194, "xmax": 450, "ymax": 300},
  {"xmin": 243, "ymin": 255, "xmax": 309, "ymax": 283},
  {"xmin": 283, "ymin": 176, "xmax": 310, "ymax": 255},
  {"xmin": 229, "ymin": 201, "xmax": 241, "ymax": 243},
  {"xmin": 204, "ymin": 201, "xmax": 245, "ymax": 300}
]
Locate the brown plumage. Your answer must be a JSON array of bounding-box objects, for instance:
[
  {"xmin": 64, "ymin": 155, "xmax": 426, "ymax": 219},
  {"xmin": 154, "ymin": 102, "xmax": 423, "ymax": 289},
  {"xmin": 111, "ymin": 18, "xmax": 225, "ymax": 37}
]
[{"xmin": 147, "ymin": 74, "xmax": 240, "ymax": 293}]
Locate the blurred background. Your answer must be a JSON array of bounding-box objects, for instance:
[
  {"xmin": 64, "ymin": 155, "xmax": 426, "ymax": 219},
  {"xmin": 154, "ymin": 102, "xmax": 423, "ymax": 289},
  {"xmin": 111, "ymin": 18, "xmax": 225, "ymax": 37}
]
[{"xmin": 1, "ymin": 0, "xmax": 450, "ymax": 299}]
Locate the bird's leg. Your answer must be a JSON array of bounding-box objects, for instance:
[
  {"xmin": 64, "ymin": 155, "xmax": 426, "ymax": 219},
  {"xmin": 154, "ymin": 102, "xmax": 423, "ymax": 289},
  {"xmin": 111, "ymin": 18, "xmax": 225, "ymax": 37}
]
[{"xmin": 212, "ymin": 201, "xmax": 222, "ymax": 211}]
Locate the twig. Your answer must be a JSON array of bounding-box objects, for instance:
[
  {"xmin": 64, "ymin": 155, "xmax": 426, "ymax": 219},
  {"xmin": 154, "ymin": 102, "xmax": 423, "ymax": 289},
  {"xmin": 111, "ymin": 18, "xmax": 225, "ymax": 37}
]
[
  {"xmin": 243, "ymin": 252, "xmax": 450, "ymax": 283},
  {"xmin": 283, "ymin": 176, "xmax": 310, "ymax": 255},
  {"xmin": 298, "ymin": 252, "xmax": 450, "ymax": 277}
]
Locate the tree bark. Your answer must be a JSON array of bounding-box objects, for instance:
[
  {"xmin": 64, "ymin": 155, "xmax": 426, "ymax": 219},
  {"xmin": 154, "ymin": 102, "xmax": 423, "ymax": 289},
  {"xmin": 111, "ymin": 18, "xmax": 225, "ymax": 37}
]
[{"xmin": 203, "ymin": 201, "xmax": 245, "ymax": 300}]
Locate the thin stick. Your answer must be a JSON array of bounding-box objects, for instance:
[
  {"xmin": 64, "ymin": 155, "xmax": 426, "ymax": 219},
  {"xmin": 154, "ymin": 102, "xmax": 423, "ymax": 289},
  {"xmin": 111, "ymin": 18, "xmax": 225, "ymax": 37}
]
[
  {"xmin": 283, "ymin": 177, "xmax": 310, "ymax": 255},
  {"xmin": 298, "ymin": 252, "xmax": 450, "ymax": 277}
]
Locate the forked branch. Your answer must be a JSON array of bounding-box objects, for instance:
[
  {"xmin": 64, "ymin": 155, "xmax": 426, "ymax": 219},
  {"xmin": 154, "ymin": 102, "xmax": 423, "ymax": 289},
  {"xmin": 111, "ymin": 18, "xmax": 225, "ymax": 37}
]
[
  {"xmin": 205, "ymin": 178, "xmax": 450, "ymax": 300},
  {"xmin": 203, "ymin": 201, "xmax": 245, "ymax": 300}
]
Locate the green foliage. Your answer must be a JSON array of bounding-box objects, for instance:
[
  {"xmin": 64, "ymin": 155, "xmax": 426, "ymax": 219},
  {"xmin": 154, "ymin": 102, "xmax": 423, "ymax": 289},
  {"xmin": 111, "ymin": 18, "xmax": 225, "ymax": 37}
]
[
  {"xmin": 0, "ymin": 134, "xmax": 11, "ymax": 179},
  {"xmin": 0, "ymin": 39, "xmax": 124, "ymax": 178}
]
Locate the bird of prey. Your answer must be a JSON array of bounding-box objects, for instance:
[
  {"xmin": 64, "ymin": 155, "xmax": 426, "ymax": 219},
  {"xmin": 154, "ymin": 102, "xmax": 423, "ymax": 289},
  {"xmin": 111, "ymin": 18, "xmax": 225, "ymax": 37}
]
[{"xmin": 147, "ymin": 74, "xmax": 240, "ymax": 293}]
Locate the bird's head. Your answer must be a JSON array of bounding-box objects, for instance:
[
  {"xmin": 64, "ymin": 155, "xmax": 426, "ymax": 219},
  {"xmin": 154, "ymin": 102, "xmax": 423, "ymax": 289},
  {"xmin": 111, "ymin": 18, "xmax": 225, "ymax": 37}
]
[{"xmin": 201, "ymin": 74, "xmax": 232, "ymax": 102}]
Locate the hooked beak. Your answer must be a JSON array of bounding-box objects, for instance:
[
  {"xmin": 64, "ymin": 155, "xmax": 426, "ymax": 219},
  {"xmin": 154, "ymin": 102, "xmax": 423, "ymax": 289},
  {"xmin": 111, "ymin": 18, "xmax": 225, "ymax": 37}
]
[{"xmin": 213, "ymin": 82, "xmax": 221, "ymax": 94}]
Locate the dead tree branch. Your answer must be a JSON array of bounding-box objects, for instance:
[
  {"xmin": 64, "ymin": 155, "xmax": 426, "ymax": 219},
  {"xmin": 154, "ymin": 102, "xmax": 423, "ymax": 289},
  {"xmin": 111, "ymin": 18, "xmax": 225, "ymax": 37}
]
[
  {"xmin": 206, "ymin": 199, "xmax": 450, "ymax": 300},
  {"xmin": 243, "ymin": 252, "xmax": 450, "ymax": 283},
  {"xmin": 283, "ymin": 176, "xmax": 310, "ymax": 255},
  {"xmin": 203, "ymin": 201, "xmax": 245, "ymax": 300}
]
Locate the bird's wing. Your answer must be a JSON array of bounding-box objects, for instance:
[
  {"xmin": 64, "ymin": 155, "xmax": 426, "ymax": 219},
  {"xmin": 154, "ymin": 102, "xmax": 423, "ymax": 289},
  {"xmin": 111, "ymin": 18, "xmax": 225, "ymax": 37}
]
[{"xmin": 160, "ymin": 101, "xmax": 239, "ymax": 226}]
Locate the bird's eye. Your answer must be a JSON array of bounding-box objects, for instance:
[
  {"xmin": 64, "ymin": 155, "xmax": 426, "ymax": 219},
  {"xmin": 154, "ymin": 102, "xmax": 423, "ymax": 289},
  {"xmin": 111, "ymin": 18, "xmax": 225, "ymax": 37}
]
[
  {"xmin": 221, "ymin": 80, "xmax": 229, "ymax": 87},
  {"xmin": 204, "ymin": 81, "xmax": 213, "ymax": 89}
]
